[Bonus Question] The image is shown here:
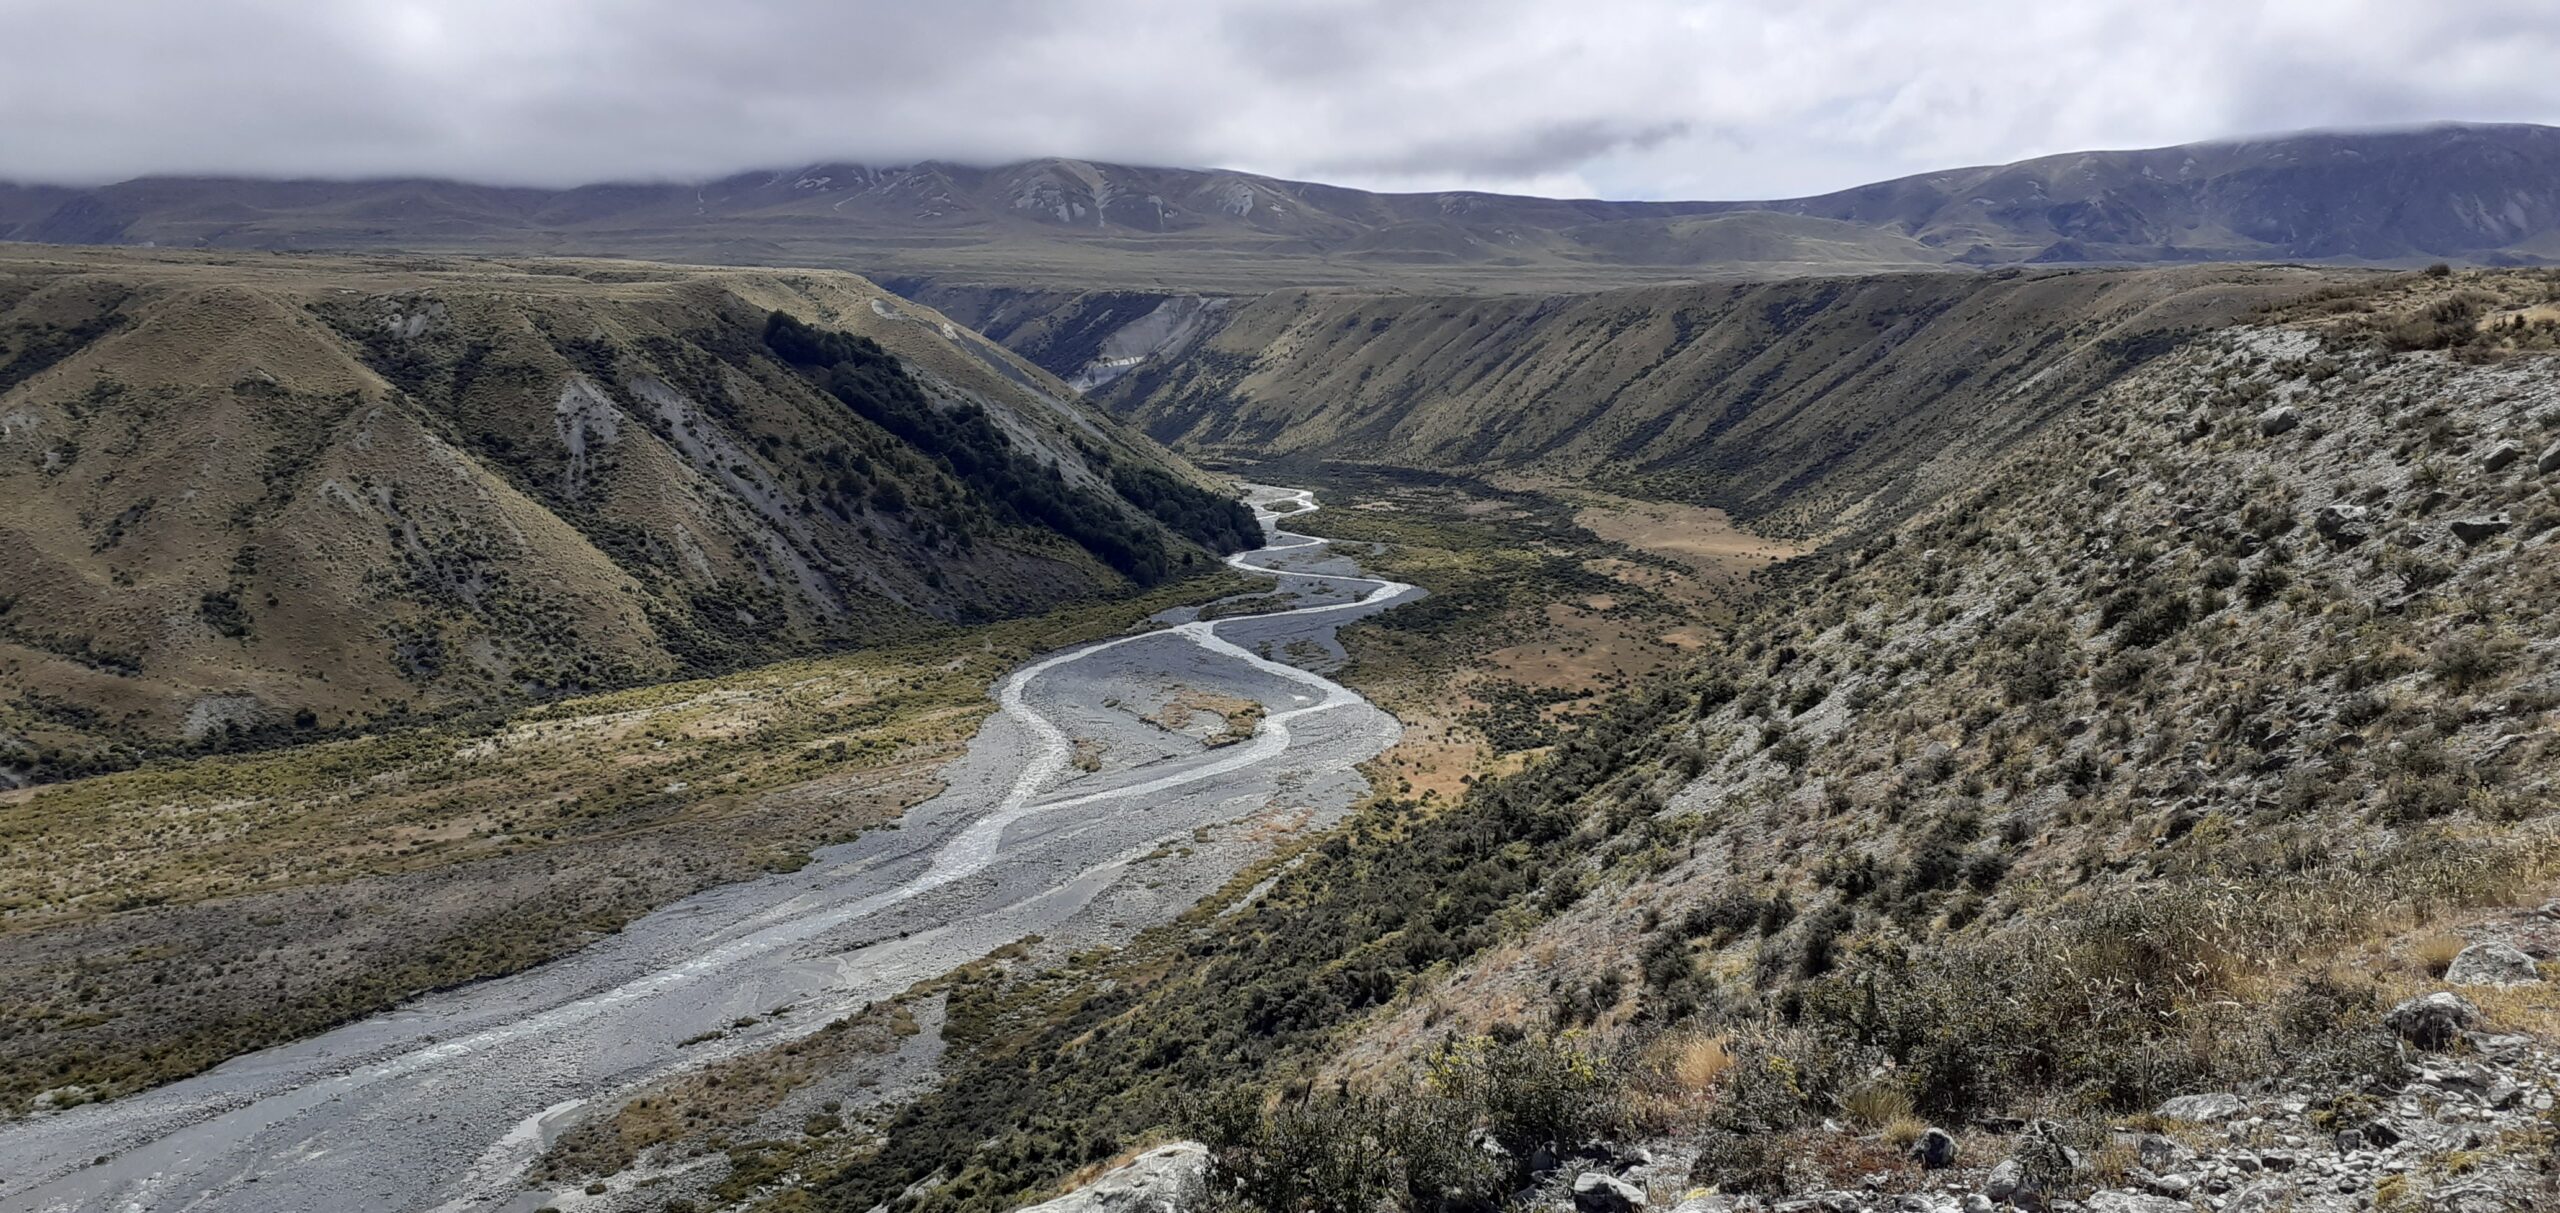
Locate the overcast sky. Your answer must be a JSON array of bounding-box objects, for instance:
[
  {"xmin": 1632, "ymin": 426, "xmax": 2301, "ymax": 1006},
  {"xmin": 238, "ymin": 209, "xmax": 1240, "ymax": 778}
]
[{"xmin": 4, "ymin": 0, "xmax": 2556, "ymax": 199}]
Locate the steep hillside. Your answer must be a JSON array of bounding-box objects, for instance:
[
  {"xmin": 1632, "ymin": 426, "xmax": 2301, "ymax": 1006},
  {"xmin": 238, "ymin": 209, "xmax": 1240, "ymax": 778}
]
[
  {"xmin": 0, "ymin": 249, "xmax": 1250, "ymax": 780},
  {"xmin": 877, "ymin": 282, "xmax": 1238, "ymax": 393},
  {"xmin": 9, "ymin": 125, "xmax": 2560, "ymax": 289},
  {"xmin": 691, "ymin": 268, "xmax": 2560, "ymax": 1213},
  {"xmin": 1087, "ymin": 266, "xmax": 2342, "ymax": 537}
]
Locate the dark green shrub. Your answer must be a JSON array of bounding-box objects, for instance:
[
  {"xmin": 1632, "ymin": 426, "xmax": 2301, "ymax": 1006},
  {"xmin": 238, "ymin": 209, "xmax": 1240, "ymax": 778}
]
[
  {"xmin": 1423, "ymin": 1034, "xmax": 1619, "ymax": 1161},
  {"xmin": 1194, "ymin": 1091, "xmax": 1404, "ymax": 1213}
]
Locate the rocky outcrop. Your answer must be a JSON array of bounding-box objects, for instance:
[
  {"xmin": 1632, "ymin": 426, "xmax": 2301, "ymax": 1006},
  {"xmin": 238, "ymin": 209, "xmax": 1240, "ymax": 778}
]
[
  {"xmin": 2311, "ymin": 501, "xmax": 2373, "ymax": 544},
  {"xmin": 1010, "ymin": 1143, "xmax": 1209, "ymax": 1213}
]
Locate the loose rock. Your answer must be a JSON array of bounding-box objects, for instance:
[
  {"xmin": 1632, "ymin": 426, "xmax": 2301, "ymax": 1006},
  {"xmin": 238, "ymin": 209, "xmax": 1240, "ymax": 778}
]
[
  {"xmin": 2258, "ymin": 406, "xmax": 2300, "ymax": 437},
  {"xmin": 1983, "ymin": 1159, "xmax": 2028, "ymax": 1206},
  {"xmin": 2445, "ymin": 941, "xmax": 2541, "ymax": 987},
  {"xmin": 2156, "ymin": 1092, "xmax": 2246, "ymax": 1123},
  {"xmin": 2449, "ymin": 514, "xmax": 2514, "ymax": 545},
  {"xmin": 2135, "ymin": 1132, "xmax": 2194, "ymax": 1172},
  {"xmin": 1909, "ymin": 1127, "xmax": 1957, "ymax": 1170},
  {"xmin": 1572, "ymin": 1171, "xmax": 1647, "ymax": 1213},
  {"xmin": 2312, "ymin": 502, "xmax": 2372, "ymax": 544},
  {"xmin": 2385, "ymin": 991, "xmax": 2479, "ymax": 1049}
]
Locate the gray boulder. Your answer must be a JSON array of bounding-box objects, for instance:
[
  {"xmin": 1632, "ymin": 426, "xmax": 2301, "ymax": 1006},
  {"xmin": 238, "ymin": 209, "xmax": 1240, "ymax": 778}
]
[
  {"xmin": 1572, "ymin": 1171, "xmax": 1647, "ymax": 1213},
  {"xmin": 2539, "ymin": 441, "xmax": 2560, "ymax": 475},
  {"xmin": 2483, "ymin": 442, "xmax": 2526, "ymax": 472},
  {"xmin": 2139, "ymin": 1173, "xmax": 2192, "ymax": 1199},
  {"xmin": 2449, "ymin": 513, "xmax": 2514, "ymax": 545},
  {"xmin": 2133, "ymin": 1133, "xmax": 2194, "ymax": 1173},
  {"xmin": 2312, "ymin": 502, "xmax": 2373, "ymax": 544},
  {"xmin": 2385, "ymin": 991, "xmax": 2480, "ymax": 1049},
  {"xmin": 1984, "ymin": 1158, "xmax": 2028, "ymax": 1205},
  {"xmin": 1989, "ymin": 1120, "xmax": 2086, "ymax": 1211},
  {"xmin": 2258, "ymin": 406, "xmax": 2301, "ymax": 437},
  {"xmin": 1012, "ymin": 1143, "xmax": 1210, "ymax": 1213},
  {"xmin": 2155, "ymin": 1092, "xmax": 2245, "ymax": 1123},
  {"xmin": 2446, "ymin": 941, "xmax": 2542, "ymax": 986},
  {"xmin": 1909, "ymin": 1126, "xmax": 1957, "ymax": 1169}
]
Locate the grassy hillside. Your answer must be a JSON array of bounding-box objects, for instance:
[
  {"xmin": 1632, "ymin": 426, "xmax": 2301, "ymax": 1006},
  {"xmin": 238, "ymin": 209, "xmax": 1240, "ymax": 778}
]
[
  {"xmin": 0, "ymin": 249, "xmax": 1249, "ymax": 781},
  {"xmin": 686, "ymin": 269, "xmax": 2560, "ymax": 1213},
  {"xmin": 1092, "ymin": 267, "xmax": 2343, "ymax": 537}
]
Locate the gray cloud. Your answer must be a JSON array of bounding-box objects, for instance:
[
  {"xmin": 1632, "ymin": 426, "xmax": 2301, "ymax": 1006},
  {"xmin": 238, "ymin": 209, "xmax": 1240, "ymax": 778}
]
[{"xmin": 1, "ymin": 0, "xmax": 2555, "ymax": 198}]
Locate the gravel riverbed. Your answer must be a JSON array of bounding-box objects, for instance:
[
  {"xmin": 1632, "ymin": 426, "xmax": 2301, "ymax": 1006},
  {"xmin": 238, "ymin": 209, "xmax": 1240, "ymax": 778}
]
[{"xmin": 0, "ymin": 486, "xmax": 1416, "ymax": 1213}]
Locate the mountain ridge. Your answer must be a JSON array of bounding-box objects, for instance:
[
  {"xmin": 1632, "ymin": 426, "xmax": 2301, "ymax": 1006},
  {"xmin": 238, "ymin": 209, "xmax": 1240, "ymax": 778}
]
[{"xmin": 7, "ymin": 124, "xmax": 2560, "ymax": 289}]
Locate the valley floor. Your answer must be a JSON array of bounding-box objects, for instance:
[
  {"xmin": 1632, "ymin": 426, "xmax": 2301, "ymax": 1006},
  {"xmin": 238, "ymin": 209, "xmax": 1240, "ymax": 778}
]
[{"xmin": 0, "ymin": 487, "xmax": 1426, "ymax": 1212}]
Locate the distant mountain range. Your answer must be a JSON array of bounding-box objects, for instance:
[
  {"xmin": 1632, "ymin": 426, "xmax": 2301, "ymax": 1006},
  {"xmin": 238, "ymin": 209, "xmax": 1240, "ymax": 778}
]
[{"xmin": 4, "ymin": 123, "xmax": 2558, "ymax": 288}]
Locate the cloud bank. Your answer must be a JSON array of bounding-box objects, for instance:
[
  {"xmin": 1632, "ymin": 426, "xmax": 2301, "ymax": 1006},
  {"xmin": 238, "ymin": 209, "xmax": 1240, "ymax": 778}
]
[{"xmin": 5, "ymin": 0, "xmax": 2556, "ymax": 198}]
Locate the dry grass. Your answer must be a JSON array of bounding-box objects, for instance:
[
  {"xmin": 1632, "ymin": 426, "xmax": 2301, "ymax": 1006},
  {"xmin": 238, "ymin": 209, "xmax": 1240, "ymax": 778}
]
[
  {"xmin": 1624, "ymin": 1030, "xmax": 1734, "ymax": 1132},
  {"xmin": 1879, "ymin": 1114, "xmax": 1928, "ymax": 1149},
  {"xmin": 2412, "ymin": 933, "xmax": 2468, "ymax": 978},
  {"xmin": 1842, "ymin": 1081, "xmax": 1917, "ymax": 1131},
  {"xmin": 1566, "ymin": 495, "xmax": 1814, "ymax": 585},
  {"xmin": 2089, "ymin": 1138, "xmax": 2142, "ymax": 1186},
  {"xmin": 2445, "ymin": 973, "xmax": 2560, "ymax": 1041}
]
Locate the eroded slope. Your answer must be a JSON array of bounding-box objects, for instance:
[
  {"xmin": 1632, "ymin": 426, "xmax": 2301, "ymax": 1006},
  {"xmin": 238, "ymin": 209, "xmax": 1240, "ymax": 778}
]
[
  {"xmin": 1096, "ymin": 267, "xmax": 2339, "ymax": 536},
  {"xmin": 0, "ymin": 249, "xmax": 1246, "ymax": 778}
]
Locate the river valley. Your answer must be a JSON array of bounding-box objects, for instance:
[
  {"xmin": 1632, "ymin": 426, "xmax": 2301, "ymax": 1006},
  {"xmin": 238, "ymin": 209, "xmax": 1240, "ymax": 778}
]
[{"xmin": 0, "ymin": 486, "xmax": 1416, "ymax": 1213}]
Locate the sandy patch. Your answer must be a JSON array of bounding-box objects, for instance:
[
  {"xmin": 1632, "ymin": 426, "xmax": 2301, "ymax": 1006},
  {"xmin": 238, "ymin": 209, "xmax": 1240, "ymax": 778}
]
[{"xmin": 1573, "ymin": 498, "xmax": 1813, "ymax": 580}]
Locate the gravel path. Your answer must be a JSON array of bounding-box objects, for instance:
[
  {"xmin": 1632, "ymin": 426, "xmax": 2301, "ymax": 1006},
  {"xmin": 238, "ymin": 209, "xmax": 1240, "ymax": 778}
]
[{"xmin": 0, "ymin": 486, "xmax": 1417, "ymax": 1213}]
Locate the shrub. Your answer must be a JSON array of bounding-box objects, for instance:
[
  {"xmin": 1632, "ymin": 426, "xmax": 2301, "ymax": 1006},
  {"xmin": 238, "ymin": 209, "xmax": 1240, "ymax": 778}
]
[
  {"xmin": 2430, "ymin": 632, "xmax": 2516, "ymax": 691},
  {"xmin": 1193, "ymin": 1090, "xmax": 1406, "ymax": 1213},
  {"xmin": 1797, "ymin": 904, "xmax": 1855, "ymax": 977},
  {"xmin": 1193, "ymin": 1035, "xmax": 1620, "ymax": 1213},
  {"xmin": 1423, "ymin": 1034, "xmax": 1619, "ymax": 1160}
]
